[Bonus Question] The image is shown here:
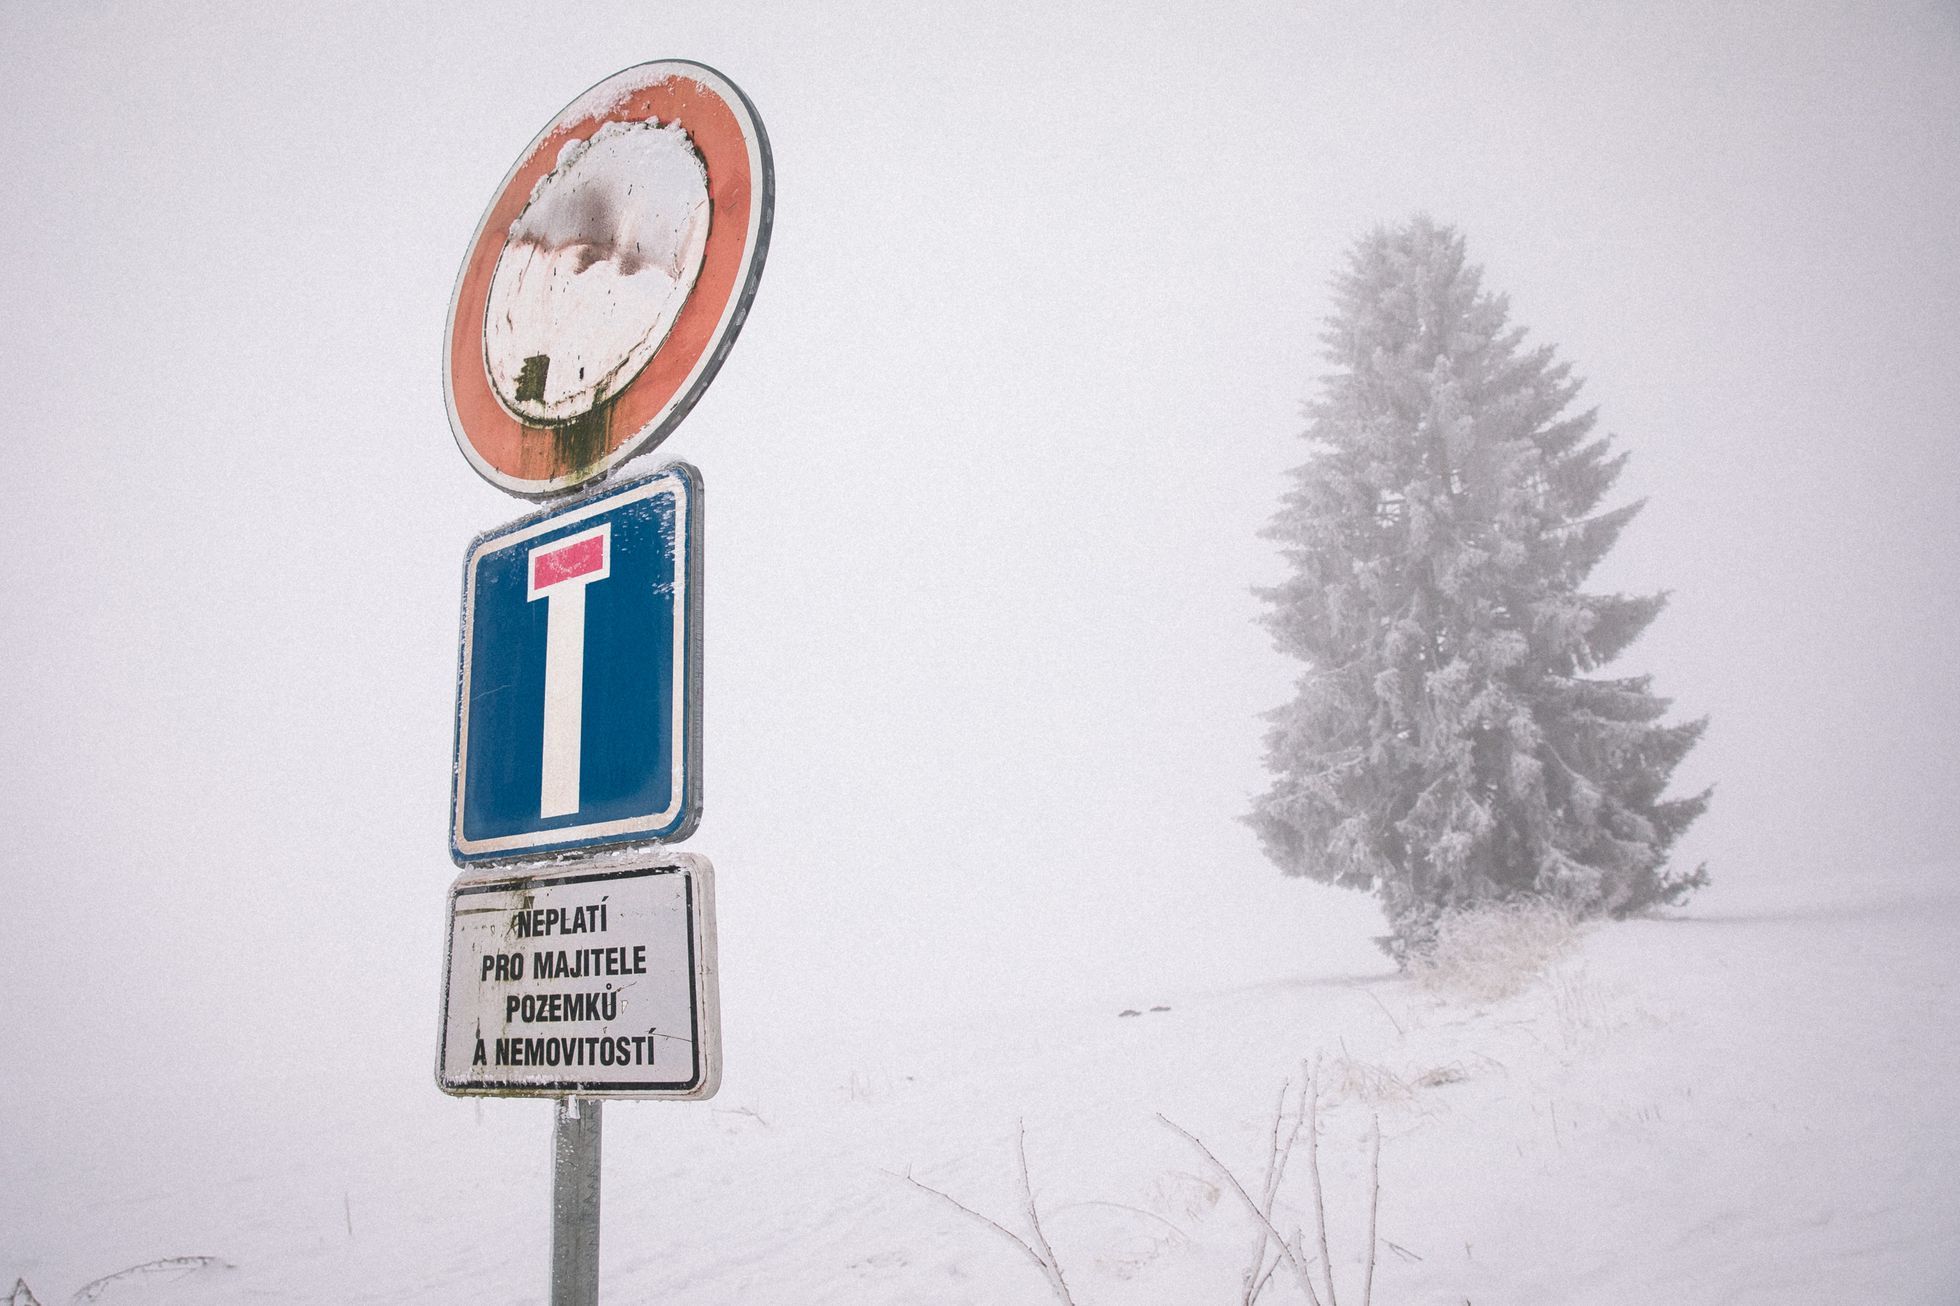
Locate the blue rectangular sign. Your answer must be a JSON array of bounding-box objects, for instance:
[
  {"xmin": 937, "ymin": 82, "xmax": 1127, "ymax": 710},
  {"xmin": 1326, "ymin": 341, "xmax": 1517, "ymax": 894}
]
[{"xmin": 451, "ymin": 464, "xmax": 702, "ymax": 862}]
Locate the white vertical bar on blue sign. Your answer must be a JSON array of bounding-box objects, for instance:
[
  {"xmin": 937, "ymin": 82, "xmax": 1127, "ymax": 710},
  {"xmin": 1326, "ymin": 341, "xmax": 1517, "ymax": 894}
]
[{"xmin": 527, "ymin": 524, "xmax": 612, "ymax": 819}]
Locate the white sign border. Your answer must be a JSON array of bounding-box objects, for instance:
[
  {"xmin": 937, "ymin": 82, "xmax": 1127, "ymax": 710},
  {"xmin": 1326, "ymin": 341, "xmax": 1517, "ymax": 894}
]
[{"xmin": 436, "ymin": 850, "xmax": 721, "ymax": 1099}]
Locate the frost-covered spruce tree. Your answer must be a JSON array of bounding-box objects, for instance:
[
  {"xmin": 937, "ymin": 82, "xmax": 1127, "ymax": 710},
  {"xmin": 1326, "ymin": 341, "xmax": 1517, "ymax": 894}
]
[{"xmin": 1251, "ymin": 217, "xmax": 1709, "ymax": 959}]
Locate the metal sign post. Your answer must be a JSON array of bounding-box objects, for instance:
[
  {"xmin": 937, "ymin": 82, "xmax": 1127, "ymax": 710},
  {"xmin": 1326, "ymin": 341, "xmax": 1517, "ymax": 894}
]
[
  {"xmin": 439, "ymin": 56, "xmax": 770, "ymax": 1304},
  {"xmin": 552, "ymin": 1098, "xmax": 603, "ymax": 1306}
]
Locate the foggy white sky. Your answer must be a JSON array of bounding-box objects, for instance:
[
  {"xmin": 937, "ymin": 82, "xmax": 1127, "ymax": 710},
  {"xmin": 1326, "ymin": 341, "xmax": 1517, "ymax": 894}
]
[{"xmin": 2, "ymin": 0, "xmax": 1957, "ymax": 1094}]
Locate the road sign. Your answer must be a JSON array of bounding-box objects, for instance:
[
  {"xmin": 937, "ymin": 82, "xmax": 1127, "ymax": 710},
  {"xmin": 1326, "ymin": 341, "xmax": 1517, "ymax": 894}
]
[
  {"xmin": 451, "ymin": 464, "xmax": 701, "ymax": 862},
  {"xmin": 445, "ymin": 60, "xmax": 773, "ymax": 498},
  {"xmin": 437, "ymin": 852, "xmax": 720, "ymax": 1098}
]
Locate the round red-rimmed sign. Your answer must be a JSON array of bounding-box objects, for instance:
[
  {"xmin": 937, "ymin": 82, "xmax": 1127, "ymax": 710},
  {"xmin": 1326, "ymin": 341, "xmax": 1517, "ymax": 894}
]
[{"xmin": 445, "ymin": 61, "xmax": 773, "ymax": 498}]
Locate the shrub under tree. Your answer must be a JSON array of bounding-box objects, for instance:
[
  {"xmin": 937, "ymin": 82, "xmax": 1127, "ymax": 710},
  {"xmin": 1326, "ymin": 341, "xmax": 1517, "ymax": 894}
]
[{"xmin": 1250, "ymin": 216, "xmax": 1709, "ymax": 959}]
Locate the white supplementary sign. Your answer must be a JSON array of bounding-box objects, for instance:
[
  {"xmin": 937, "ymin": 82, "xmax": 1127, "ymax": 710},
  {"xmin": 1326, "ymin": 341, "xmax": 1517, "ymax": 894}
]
[{"xmin": 437, "ymin": 853, "xmax": 719, "ymax": 1098}]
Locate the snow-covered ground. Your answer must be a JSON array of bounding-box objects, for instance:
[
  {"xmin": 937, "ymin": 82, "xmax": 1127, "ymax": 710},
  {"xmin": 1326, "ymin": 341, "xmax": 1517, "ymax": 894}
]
[{"xmin": 7, "ymin": 867, "xmax": 1957, "ymax": 1305}]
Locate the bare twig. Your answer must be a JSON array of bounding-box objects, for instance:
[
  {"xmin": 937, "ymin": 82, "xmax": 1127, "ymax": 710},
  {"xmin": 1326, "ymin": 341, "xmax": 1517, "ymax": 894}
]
[
  {"xmin": 902, "ymin": 1172, "xmax": 1064, "ymax": 1293},
  {"xmin": 1158, "ymin": 1112, "xmax": 1324, "ymax": 1306},
  {"xmin": 1016, "ymin": 1122, "xmax": 1076, "ymax": 1306},
  {"xmin": 1248, "ymin": 1247, "xmax": 1283, "ymax": 1304},
  {"xmin": 1258, "ymin": 1080, "xmax": 1291, "ymax": 1203},
  {"xmin": 1362, "ymin": 1116, "xmax": 1381, "ymax": 1306},
  {"xmin": 1049, "ymin": 1199, "xmax": 1189, "ymax": 1241},
  {"xmin": 1246, "ymin": 1066, "xmax": 1309, "ymax": 1302},
  {"xmin": 1269, "ymin": 1083, "xmax": 1309, "ymax": 1298},
  {"xmin": 1246, "ymin": 1079, "xmax": 1287, "ymax": 1301},
  {"xmin": 895, "ymin": 1122, "xmax": 1076, "ymax": 1306},
  {"xmin": 1242, "ymin": 1078, "xmax": 1298, "ymax": 1306},
  {"xmin": 1365, "ymin": 988, "xmax": 1405, "ymax": 1037},
  {"xmin": 69, "ymin": 1258, "xmax": 228, "ymax": 1304},
  {"xmin": 1305, "ymin": 1059, "xmax": 1339, "ymax": 1306}
]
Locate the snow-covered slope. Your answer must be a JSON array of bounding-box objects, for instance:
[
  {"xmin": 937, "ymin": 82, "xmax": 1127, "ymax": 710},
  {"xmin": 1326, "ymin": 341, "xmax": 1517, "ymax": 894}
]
[{"xmin": 7, "ymin": 872, "xmax": 1958, "ymax": 1305}]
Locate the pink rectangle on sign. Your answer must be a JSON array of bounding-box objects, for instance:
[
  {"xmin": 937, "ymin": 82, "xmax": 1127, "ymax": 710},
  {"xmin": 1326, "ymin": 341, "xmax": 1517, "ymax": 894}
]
[{"xmin": 533, "ymin": 534, "xmax": 606, "ymax": 590}]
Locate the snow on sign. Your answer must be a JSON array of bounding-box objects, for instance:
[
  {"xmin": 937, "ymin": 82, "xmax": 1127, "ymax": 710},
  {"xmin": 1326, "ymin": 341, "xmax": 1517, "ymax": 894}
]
[
  {"xmin": 451, "ymin": 464, "xmax": 701, "ymax": 862},
  {"xmin": 445, "ymin": 60, "xmax": 773, "ymax": 498},
  {"xmin": 438, "ymin": 853, "xmax": 720, "ymax": 1098}
]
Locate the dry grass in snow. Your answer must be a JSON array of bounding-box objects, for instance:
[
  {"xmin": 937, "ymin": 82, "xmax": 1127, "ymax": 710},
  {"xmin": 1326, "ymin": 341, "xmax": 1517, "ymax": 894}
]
[{"xmin": 1409, "ymin": 897, "xmax": 1584, "ymax": 1002}]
